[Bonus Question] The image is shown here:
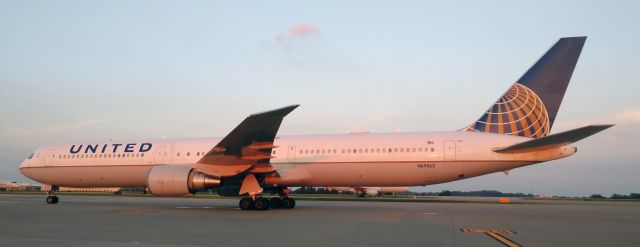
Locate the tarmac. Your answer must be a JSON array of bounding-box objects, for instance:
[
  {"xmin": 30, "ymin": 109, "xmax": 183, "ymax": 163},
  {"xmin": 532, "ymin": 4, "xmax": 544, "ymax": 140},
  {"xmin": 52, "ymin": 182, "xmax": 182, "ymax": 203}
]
[{"xmin": 0, "ymin": 193, "xmax": 638, "ymax": 247}]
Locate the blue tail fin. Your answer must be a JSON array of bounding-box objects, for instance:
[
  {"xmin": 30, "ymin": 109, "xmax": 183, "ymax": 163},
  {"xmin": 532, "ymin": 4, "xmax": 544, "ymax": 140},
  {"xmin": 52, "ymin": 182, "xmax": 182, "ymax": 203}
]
[{"xmin": 464, "ymin": 37, "xmax": 586, "ymax": 138}]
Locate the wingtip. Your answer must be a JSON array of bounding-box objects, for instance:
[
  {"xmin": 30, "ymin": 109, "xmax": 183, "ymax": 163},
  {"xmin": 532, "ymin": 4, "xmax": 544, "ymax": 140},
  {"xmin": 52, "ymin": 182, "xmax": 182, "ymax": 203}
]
[
  {"xmin": 592, "ymin": 124, "xmax": 615, "ymax": 129},
  {"xmin": 249, "ymin": 104, "xmax": 300, "ymax": 118},
  {"xmin": 561, "ymin": 36, "xmax": 587, "ymax": 40}
]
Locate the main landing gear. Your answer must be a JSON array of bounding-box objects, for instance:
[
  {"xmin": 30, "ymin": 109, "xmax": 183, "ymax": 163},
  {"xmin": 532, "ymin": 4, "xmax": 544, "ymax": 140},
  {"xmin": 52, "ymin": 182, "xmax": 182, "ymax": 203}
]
[
  {"xmin": 238, "ymin": 187, "xmax": 296, "ymax": 211},
  {"xmin": 45, "ymin": 185, "xmax": 60, "ymax": 204},
  {"xmin": 238, "ymin": 196, "xmax": 296, "ymax": 210}
]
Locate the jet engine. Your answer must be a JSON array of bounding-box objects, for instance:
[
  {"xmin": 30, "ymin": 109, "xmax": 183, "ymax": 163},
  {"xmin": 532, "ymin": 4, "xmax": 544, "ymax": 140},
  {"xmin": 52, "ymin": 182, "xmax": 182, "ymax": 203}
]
[{"xmin": 146, "ymin": 165, "xmax": 221, "ymax": 196}]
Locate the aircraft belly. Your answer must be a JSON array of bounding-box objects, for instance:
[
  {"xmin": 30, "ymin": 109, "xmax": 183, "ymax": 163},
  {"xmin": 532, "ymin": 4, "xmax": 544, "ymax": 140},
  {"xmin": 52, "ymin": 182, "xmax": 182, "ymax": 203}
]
[
  {"xmin": 428, "ymin": 161, "xmax": 536, "ymax": 184},
  {"xmin": 270, "ymin": 162, "xmax": 430, "ymax": 186},
  {"xmin": 270, "ymin": 160, "xmax": 537, "ymax": 187},
  {"xmin": 19, "ymin": 165, "xmax": 153, "ymax": 187}
]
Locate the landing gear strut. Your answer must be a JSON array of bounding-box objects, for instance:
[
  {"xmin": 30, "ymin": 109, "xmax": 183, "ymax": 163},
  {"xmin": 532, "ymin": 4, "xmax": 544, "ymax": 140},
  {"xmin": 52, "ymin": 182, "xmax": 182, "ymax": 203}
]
[{"xmin": 46, "ymin": 185, "xmax": 59, "ymax": 204}]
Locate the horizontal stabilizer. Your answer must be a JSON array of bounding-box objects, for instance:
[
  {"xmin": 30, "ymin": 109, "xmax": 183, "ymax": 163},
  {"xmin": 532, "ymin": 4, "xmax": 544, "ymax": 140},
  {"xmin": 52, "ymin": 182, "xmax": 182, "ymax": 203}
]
[{"xmin": 493, "ymin": 124, "xmax": 613, "ymax": 153}]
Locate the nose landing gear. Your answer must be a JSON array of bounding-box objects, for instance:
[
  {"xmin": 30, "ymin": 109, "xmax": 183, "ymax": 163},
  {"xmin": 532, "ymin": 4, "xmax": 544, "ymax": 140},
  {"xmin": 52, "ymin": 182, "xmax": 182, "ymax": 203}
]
[
  {"xmin": 45, "ymin": 185, "xmax": 60, "ymax": 204},
  {"xmin": 46, "ymin": 195, "xmax": 59, "ymax": 204}
]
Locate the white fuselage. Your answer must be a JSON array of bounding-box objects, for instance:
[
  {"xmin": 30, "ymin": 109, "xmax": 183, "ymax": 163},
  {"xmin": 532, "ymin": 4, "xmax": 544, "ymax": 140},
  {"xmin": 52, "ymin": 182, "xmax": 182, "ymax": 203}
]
[{"xmin": 19, "ymin": 131, "xmax": 576, "ymax": 189}]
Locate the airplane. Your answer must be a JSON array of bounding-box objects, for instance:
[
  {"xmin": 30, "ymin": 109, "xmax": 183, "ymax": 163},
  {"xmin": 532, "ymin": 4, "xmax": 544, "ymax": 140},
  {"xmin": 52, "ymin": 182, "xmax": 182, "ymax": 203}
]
[
  {"xmin": 19, "ymin": 36, "xmax": 613, "ymax": 210},
  {"xmin": 330, "ymin": 187, "xmax": 409, "ymax": 197},
  {"xmin": 0, "ymin": 181, "xmax": 20, "ymax": 191}
]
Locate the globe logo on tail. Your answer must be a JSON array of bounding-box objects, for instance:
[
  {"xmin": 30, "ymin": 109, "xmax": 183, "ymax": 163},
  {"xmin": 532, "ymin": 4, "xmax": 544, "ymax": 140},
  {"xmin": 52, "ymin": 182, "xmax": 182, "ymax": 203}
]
[{"xmin": 465, "ymin": 83, "xmax": 550, "ymax": 138}]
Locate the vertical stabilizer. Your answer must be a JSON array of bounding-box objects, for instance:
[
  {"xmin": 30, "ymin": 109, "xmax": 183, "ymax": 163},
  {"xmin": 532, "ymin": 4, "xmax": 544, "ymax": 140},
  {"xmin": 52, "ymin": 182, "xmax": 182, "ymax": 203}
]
[{"xmin": 465, "ymin": 37, "xmax": 586, "ymax": 138}]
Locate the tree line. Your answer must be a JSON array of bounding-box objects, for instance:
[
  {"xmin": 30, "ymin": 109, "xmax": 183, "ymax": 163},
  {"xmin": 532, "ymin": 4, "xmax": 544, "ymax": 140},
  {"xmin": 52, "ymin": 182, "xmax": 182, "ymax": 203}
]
[{"xmin": 589, "ymin": 193, "xmax": 640, "ymax": 199}]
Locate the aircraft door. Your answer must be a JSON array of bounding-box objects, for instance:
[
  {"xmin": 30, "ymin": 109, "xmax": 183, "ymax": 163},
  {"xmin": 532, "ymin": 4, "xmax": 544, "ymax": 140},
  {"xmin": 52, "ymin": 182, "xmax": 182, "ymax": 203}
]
[
  {"xmin": 154, "ymin": 146, "xmax": 166, "ymax": 164},
  {"xmin": 287, "ymin": 146, "xmax": 296, "ymax": 163},
  {"xmin": 43, "ymin": 148, "xmax": 55, "ymax": 166},
  {"xmin": 444, "ymin": 141, "xmax": 456, "ymax": 161}
]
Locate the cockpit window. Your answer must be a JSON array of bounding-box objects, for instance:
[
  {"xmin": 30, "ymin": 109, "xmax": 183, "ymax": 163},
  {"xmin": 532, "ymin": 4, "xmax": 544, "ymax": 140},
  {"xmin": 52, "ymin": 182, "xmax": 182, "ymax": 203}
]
[{"xmin": 28, "ymin": 153, "xmax": 33, "ymax": 159}]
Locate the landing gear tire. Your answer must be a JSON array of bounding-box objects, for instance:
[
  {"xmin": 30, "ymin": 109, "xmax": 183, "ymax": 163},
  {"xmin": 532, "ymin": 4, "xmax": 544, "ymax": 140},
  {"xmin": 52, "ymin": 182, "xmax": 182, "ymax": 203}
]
[
  {"xmin": 239, "ymin": 197, "xmax": 254, "ymax": 210},
  {"xmin": 281, "ymin": 197, "xmax": 295, "ymax": 209},
  {"xmin": 254, "ymin": 197, "xmax": 270, "ymax": 211},
  {"xmin": 270, "ymin": 197, "xmax": 283, "ymax": 209},
  {"xmin": 46, "ymin": 196, "xmax": 59, "ymax": 204}
]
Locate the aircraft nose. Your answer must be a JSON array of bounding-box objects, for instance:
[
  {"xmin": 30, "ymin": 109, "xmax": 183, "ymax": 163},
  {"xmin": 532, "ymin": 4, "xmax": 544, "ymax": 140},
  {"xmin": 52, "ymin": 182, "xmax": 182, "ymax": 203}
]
[{"xmin": 18, "ymin": 160, "xmax": 28, "ymax": 174}]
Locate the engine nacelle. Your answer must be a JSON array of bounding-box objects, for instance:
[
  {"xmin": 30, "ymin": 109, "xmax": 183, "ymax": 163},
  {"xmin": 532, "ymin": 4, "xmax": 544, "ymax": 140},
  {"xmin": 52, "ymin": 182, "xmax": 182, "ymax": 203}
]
[{"xmin": 146, "ymin": 165, "xmax": 221, "ymax": 196}]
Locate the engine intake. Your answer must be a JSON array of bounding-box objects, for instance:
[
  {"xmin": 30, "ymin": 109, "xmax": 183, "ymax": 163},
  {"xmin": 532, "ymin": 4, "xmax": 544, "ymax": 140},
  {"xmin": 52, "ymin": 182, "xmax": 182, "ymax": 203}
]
[{"xmin": 147, "ymin": 165, "xmax": 221, "ymax": 196}]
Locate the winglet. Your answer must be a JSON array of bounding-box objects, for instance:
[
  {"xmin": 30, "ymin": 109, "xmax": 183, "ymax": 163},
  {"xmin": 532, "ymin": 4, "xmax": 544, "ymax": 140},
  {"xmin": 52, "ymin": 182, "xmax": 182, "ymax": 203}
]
[{"xmin": 493, "ymin": 124, "xmax": 613, "ymax": 153}]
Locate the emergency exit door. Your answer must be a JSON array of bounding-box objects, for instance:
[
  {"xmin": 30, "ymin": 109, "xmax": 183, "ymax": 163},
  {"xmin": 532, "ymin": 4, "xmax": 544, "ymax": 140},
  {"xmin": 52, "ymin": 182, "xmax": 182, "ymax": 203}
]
[{"xmin": 444, "ymin": 141, "xmax": 456, "ymax": 161}]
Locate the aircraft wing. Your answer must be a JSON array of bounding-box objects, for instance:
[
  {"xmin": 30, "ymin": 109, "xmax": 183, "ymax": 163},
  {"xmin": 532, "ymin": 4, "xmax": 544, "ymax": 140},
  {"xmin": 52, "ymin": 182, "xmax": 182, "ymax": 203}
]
[
  {"xmin": 493, "ymin": 124, "xmax": 613, "ymax": 153},
  {"xmin": 194, "ymin": 105, "xmax": 299, "ymax": 177}
]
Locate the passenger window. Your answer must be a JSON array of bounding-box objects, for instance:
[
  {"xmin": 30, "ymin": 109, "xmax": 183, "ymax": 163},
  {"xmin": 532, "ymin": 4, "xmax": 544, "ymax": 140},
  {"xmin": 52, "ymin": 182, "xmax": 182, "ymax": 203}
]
[
  {"xmin": 177, "ymin": 152, "xmax": 180, "ymax": 157},
  {"xmin": 431, "ymin": 148, "xmax": 435, "ymax": 152},
  {"xmin": 187, "ymin": 152, "xmax": 190, "ymax": 156}
]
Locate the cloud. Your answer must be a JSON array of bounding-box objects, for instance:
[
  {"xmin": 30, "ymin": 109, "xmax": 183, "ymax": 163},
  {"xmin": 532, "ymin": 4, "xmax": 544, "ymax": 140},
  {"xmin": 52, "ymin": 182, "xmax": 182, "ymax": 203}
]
[
  {"xmin": 611, "ymin": 109, "xmax": 640, "ymax": 124},
  {"xmin": 551, "ymin": 108, "xmax": 640, "ymax": 147},
  {"xmin": 289, "ymin": 23, "xmax": 319, "ymax": 37},
  {"xmin": 553, "ymin": 108, "xmax": 640, "ymax": 131},
  {"xmin": 274, "ymin": 23, "xmax": 320, "ymax": 49}
]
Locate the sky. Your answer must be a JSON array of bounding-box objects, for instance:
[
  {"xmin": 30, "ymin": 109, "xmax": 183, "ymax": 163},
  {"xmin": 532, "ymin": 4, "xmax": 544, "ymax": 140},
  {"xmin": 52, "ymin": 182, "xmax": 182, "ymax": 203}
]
[{"xmin": 1, "ymin": 1, "xmax": 638, "ymax": 197}]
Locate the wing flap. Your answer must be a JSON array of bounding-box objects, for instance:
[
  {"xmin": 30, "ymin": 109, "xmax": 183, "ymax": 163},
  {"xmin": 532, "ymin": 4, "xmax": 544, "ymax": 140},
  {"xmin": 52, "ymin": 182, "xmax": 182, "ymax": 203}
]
[{"xmin": 493, "ymin": 124, "xmax": 613, "ymax": 153}]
